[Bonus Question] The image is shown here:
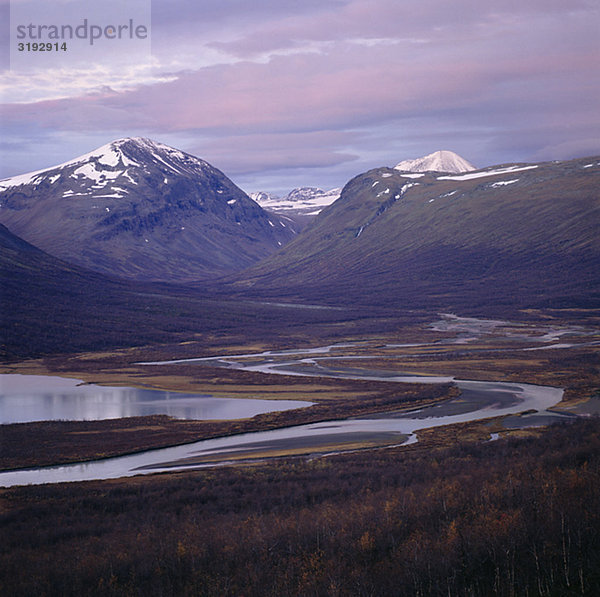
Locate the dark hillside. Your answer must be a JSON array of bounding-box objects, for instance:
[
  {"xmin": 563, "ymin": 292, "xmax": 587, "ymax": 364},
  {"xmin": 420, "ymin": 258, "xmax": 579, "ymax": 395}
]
[
  {"xmin": 0, "ymin": 224, "xmax": 369, "ymax": 360},
  {"xmin": 229, "ymin": 156, "xmax": 600, "ymax": 312},
  {"xmin": 1, "ymin": 418, "xmax": 598, "ymax": 596}
]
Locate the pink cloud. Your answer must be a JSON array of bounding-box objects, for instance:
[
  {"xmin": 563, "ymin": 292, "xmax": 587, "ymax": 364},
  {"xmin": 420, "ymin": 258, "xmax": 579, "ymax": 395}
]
[
  {"xmin": 206, "ymin": 0, "xmax": 595, "ymax": 58},
  {"xmin": 1, "ymin": 0, "xmax": 598, "ymax": 182},
  {"xmin": 3, "ymin": 32, "xmax": 597, "ymax": 147}
]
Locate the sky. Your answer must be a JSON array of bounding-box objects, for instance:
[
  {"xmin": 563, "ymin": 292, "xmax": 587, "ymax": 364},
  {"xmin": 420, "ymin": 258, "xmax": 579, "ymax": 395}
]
[{"xmin": 1, "ymin": 0, "xmax": 599, "ymax": 195}]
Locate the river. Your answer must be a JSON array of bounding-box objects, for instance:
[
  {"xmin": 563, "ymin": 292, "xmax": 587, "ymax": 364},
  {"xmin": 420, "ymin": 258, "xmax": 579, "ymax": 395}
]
[
  {"xmin": 0, "ymin": 367, "xmax": 567, "ymax": 488},
  {"xmin": 1, "ymin": 314, "xmax": 592, "ymax": 488}
]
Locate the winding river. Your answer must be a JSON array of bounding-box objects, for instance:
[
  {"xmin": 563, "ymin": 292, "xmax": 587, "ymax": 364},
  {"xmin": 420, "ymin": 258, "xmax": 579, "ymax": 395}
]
[
  {"xmin": 2, "ymin": 315, "xmax": 594, "ymax": 488},
  {"xmin": 0, "ymin": 324, "xmax": 574, "ymax": 487}
]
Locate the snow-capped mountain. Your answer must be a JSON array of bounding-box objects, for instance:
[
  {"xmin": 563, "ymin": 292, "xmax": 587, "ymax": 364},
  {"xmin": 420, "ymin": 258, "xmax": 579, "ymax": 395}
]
[
  {"xmin": 0, "ymin": 138, "xmax": 295, "ymax": 281},
  {"xmin": 394, "ymin": 150, "xmax": 475, "ymax": 174},
  {"xmin": 251, "ymin": 186, "xmax": 341, "ymax": 218}
]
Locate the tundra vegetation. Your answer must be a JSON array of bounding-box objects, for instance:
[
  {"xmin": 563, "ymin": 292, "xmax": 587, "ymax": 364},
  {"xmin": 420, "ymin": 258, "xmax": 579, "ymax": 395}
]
[{"xmin": 0, "ymin": 418, "xmax": 598, "ymax": 596}]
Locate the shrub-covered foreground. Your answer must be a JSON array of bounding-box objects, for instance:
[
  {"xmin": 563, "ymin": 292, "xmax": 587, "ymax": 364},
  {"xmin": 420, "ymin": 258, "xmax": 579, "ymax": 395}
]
[{"xmin": 1, "ymin": 419, "xmax": 599, "ymax": 596}]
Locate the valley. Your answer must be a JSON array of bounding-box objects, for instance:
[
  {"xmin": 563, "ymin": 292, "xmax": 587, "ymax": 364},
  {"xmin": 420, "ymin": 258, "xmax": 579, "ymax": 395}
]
[
  {"xmin": 1, "ymin": 144, "xmax": 598, "ymax": 595},
  {"xmin": 1, "ymin": 312, "xmax": 597, "ymax": 483},
  {"xmin": 3, "ymin": 0, "xmax": 599, "ymax": 591},
  {"xmin": 1, "ymin": 309, "xmax": 598, "ymax": 595},
  {"xmin": 2, "ymin": 146, "xmax": 598, "ymax": 478}
]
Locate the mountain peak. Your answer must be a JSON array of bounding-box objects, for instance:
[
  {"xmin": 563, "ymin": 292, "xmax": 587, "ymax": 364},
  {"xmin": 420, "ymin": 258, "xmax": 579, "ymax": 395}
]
[
  {"xmin": 394, "ymin": 150, "xmax": 476, "ymax": 174},
  {"xmin": 0, "ymin": 138, "xmax": 209, "ymax": 190},
  {"xmin": 0, "ymin": 138, "xmax": 295, "ymax": 281},
  {"xmin": 68, "ymin": 137, "xmax": 210, "ymax": 176}
]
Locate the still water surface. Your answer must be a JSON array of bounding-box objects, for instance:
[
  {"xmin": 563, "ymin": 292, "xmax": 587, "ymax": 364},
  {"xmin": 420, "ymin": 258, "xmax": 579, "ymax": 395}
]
[
  {"xmin": 0, "ymin": 374, "xmax": 312, "ymax": 424},
  {"xmin": 0, "ymin": 376, "xmax": 564, "ymax": 488}
]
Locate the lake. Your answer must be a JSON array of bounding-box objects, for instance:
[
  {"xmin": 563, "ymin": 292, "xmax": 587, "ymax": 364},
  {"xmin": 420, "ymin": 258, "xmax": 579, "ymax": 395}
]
[{"xmin": 0, "ymin": 373, "xmax": 312, "ymax": 424}]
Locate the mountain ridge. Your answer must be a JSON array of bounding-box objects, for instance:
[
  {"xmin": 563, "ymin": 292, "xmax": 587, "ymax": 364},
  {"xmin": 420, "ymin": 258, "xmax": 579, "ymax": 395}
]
[
  {"xmin": 0, "ymin": 138, "xmax": 295, "ymax": 281},
  {"xmin": 227, "ymin": 155, "xmax": 600, "ymax": 310}
]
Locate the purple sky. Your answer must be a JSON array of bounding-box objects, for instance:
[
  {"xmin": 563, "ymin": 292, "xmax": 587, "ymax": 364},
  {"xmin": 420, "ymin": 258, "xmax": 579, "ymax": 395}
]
[{"xmin": 1, "ymin": 0, "xmax": 599, "ymax": 195}]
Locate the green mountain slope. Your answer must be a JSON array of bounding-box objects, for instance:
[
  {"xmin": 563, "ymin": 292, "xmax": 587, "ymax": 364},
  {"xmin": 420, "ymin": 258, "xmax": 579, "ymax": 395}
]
[{"xmin": 230, "ymin": 156, "xmax": 600, "ymax": 311}]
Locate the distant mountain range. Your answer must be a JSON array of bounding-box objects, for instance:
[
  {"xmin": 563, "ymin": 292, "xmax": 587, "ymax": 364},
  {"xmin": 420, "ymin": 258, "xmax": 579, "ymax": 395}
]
[
  {"xmin": 229, "ymin": 155, "xmax": 600, "ymax": 311},
  {"xmin": 250, "ymin": 187, "xmax": 342, "ymax": 226},
  {"xmin": 0, "ymin": 138, "xmax": 295, "ymax": 281},
  {"xmin": 1, "ymin": 143, "xmax": 598, "ymax": 359}
]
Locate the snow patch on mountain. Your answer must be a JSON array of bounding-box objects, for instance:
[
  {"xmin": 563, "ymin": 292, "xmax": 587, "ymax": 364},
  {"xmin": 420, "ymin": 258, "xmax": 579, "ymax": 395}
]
[
  {"xmin": 437, "ymin": 164, "xmax": 538, "ymax": 181},
  {"xmin": 490, "ymin": 179, "xmax": 519, "ymax": 188},
  {"xmin": 395, "ymin": 150, "xmax": 475, "ymax": 174},
  {"xmin": 0, "ymin": 138, "xmax": 210, "ymax": 192},
  {"xmin": 250, "ymin": 186, "xmax": 341, "ymax": 216},
  {"xmin": 73, "ymin": 163, "xmax": 107, "ymax": 184}
]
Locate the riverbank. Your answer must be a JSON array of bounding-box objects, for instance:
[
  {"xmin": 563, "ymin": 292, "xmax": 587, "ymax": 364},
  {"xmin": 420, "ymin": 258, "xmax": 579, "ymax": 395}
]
[
  {"xmin": 1, "ymin": 417, "xmax": 598, "ymax": 597},
  {"xmin": 0, "ymin": 378, "xmax": 456, "ymax": 471}
]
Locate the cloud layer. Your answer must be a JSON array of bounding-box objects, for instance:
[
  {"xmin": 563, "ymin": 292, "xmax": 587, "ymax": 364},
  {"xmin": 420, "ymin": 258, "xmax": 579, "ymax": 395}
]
[{"xmin": 1, "ymin": 0, "xmax": 599, "ymax": 192}]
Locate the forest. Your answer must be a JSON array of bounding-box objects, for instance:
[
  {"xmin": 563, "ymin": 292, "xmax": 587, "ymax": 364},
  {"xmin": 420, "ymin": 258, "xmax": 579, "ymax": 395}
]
[{"xmin": 1, "ymin": 417, "xmax": 598, "ymax": 596}]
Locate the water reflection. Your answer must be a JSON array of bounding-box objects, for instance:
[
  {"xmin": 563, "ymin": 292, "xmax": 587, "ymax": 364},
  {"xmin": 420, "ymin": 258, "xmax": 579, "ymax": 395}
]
[
  {"xmin": 0, "ymin": 377, "xmax": 564, "ymax": 488},
  {"xmin": 0, "ymin": 374, "xmax": 311, "ymax": 424}
]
